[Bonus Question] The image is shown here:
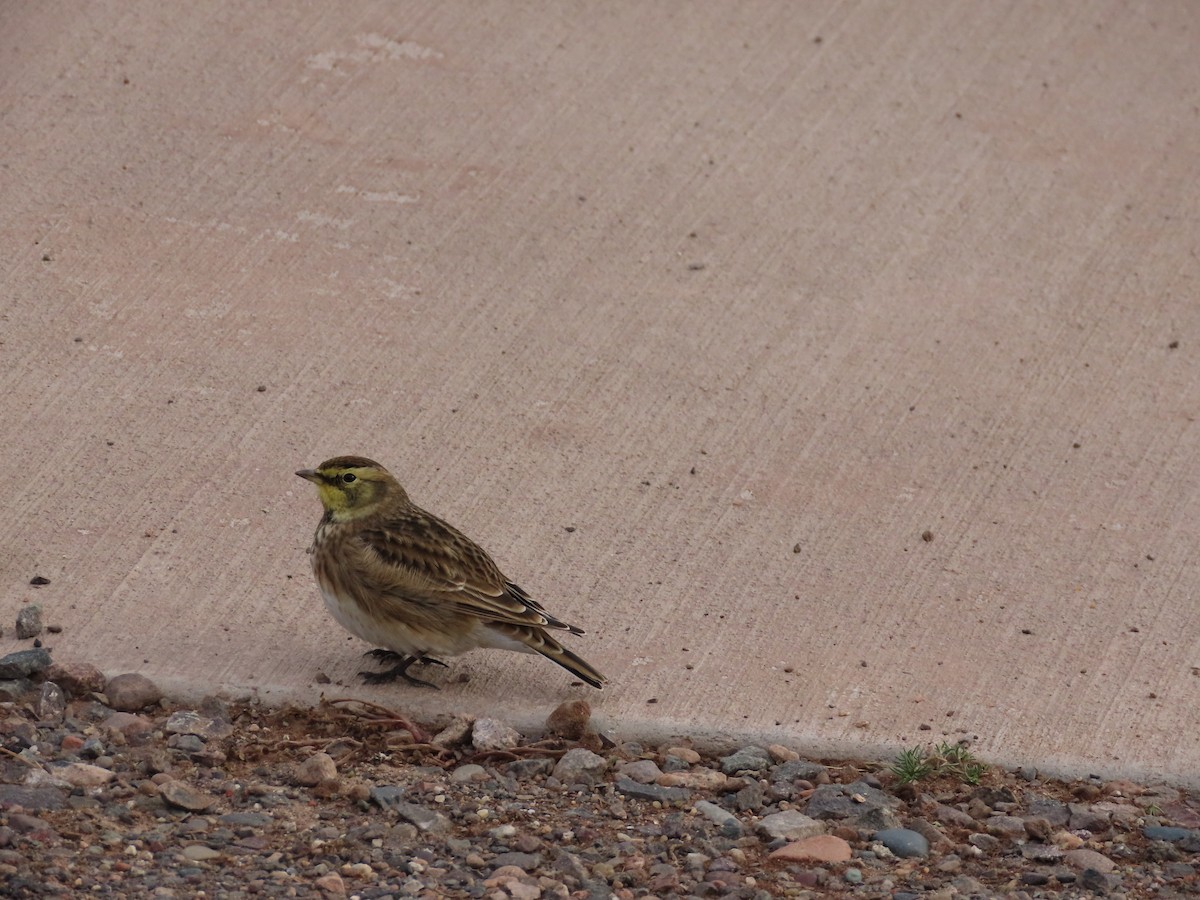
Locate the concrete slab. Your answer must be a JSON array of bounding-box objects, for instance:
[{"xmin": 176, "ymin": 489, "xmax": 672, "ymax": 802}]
[{"xmin": 3, "ymin": 2, "xmax": 1199, "ymax": 784}]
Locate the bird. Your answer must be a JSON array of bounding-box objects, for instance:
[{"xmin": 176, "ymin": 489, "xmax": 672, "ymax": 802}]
[{"xmin": 295, "ymin": 455, "xmax": 606, "ymax": 690}]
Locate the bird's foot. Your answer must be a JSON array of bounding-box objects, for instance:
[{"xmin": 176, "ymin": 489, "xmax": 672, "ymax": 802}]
[
  {"xmin": 363, "ymin": 649, "xmax": 448, "ymax": 668},
  {"xmin": 358, "ymin": 652, "xmax": 442, "ymax": 689}
]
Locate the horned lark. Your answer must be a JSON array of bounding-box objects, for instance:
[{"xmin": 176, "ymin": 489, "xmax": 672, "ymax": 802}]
[{"xmin": 296, "ymin": 456, "xmax": 606, "ymax": 689}]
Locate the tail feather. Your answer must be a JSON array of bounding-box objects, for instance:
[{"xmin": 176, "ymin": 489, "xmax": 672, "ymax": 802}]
[{"xmin": 490, "ymin": 623, "xmax": 607, "ymax": 689}]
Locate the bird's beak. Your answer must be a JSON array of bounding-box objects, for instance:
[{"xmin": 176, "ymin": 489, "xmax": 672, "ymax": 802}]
[{"xmin": 295, "ymin": 468, "xmax": 319, "ymax": 482}]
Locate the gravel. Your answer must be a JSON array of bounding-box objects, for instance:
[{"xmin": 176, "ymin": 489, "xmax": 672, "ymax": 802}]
[{"xmin": 0, "ymin": 659, "xmax": 1197, "ymax": 897}]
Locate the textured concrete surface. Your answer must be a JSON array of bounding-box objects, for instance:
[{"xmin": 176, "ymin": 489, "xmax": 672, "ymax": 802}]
[{"xmin": 3, "ymin": 2, "xmax": 1199, "ymax": 783}]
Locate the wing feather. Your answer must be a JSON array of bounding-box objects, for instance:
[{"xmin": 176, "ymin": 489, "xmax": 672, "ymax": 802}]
[{"xmin": 352, "ymin": 508, "xmax": 583, "ymax": 634}]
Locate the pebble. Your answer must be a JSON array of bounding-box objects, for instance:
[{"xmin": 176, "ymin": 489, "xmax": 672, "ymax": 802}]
[
  {"xmin": 0, "ymin": 785, "xmax": 66, "ymax": 811},
  {"xmin": 390, "ymin": 800, "xmax": 451, "ymax": 833},
  {"xmin": 773, "ymin": 759, "xmax": 828, "ymax": 782},
  {"xmin": 614, "ymin": 776, "xmax": 691, "ymax": 804},
  {"xmin": 180, "ymin": 844, "xmax": 222, "ymax": 861},
  {"xmin": 768, "ymin": 743, "xmax": 800, "ymax": 763},
  {"xmin": 45, "ymin": 661, "xmax": 107, "ymax": 696},
  {"xmin": 105, "ymin": 673, "xmax": 163, "ymax": 711},
  {"xmin": 159, "ymin": 780, "xmax": 216, "ymax": 812},
  {"xmin": 874, "ymin": 827, "xmax": 930, "ymax": 858},
  {"xmin": 551, "ymin": 747, "xmax": 607, "ymax": 784},
  {"xmin": 934, "ymin": 803, "xmax": 975, "ymax": 828},
  {"xmin": 369, "ymin": 785, "xmax": 405, "ymax": 812},
  {"xmin": 696, "ymin": 801, "xmax": 739, "ymax": 840},
  {"xmin": 101, "ymin": 711, "xmax": 155, "ymax": 739},
  {"xmin": 35, "ymin": 681, "xmax": 66, "ymax": 722},
  {"xmin": 770, "ymin": 834, "xmax": 852, "ymax": 863},
  {"xmin": 57, "ymin": 762, "xmax": 115, "ymax": 787},
  {"xmin": 15, "ymin": 604, "xmax": 43, "ymax": 639},
  {"xmin": 718, "ymin": 746, "xmax": 772, "ymax": 775},
  {"xmin": 663, "ymin": 746, "xmax": 701, "ymax": 764},
  {"xmin": 756, "ymin": 810, "xmax": 824, "ymax": 841},
  {"xmin": 471, "ymin": 717, "xmax": 521, "ymax": 751},
  {"xmin": 1064, "ymin": 847, "xmax": 1116, "ymax": 873},
  {"xmin": 431, "ymin": 717, "xmax": 473, "ymax": 746},
  {"xmin": 314, "ymin": 872, "xmax": 346, "ymax": 895},
  {"xmin": 616, "ymin": 758, "xmax": 662, "ymax": 784},
  {"xmin": 656, "ymin": 767, "xmax": 727, "ymax": 790},
  {"xmin": 544, "ymin": 699, "xmax": 591, "ymax": 739},
  {"xmin": 449, "ymin": 763, "xmax": 488, "ymax": 783},
  {"xmin": 1144, "ymin": 825, "xmax": 1195, "ymax": 842},
  {"xmin": 293, "ymin": 752, "xmax": 338, "ymax": 786},
  {"xmin": 1068, "ymin": 802, "xmax": 1112, "ymax": 832},
  {"xmin": 984, "ymin": 814, "xmax": 1026, "ymax": 838},
  {"xmin": 165, "ymin": 710, "xmax": 231, "ymax": 739}
]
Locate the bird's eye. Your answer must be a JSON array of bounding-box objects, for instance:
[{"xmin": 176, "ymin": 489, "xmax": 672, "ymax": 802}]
[{"xmin": 341, "ymin": 473, "xmax": 357, "ymax": 484}]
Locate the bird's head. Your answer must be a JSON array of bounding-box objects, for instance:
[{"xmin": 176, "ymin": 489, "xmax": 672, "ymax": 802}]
[{"xmin": 295, "ymin": 456, "xmax": 406, "ymax": 521}]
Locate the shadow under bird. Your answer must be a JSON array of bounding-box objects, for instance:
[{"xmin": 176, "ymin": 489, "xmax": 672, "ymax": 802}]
[{"xmin": 295, "ymin": 455, "xmax": 606, "ymax": 689}]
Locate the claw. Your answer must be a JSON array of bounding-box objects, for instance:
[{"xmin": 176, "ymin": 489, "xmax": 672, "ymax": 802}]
[{"xmin": 358, "ymin": 651, "xmax": 443, "ymax": 689}]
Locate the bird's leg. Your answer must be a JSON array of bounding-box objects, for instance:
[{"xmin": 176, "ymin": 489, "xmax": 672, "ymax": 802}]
[
  {"xmin": 358, "ymin": 651, "xmax": 442, "ymax": 689},
  {"xmin": 363, "ymin": 648, "xmax": 448, "ymax": 668}
]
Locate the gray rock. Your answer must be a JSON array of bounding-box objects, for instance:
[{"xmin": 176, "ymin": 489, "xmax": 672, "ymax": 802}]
[
  {"xmin": 856, "ymin": 804, "xmax": 902, "ymax": 830},
  {"xmin": 755, "ymin": 810, "xmax": 824, "ymax": 841},
  {"xmin": 490, "ymin": 851, "xmax": 541, "ymax": 869},
  {"xmin": 617, "ymin": 759, "xmax": 663, "ymax": 784},
  {"xmin": 390, "ymin": 800, "xmax": 451, "ymax": 833},
  {"xmin": 1143, "ymin": 825, "xmax": 1195, "ymax": 843},
  {"xmin": 951, "ymin": 876, "xmax": 988, "ymax": 896},
  {"xmin": 661, "ymin": 755, "xmax": 691, "ymax": 773},
  {"xmin": 471, "ymin": 717, "xmax": 521, "ymax": 751},
  {"xmin": 0, "ymin": 680, "xmax": 32, "ymax": 701},
  {"xmin": 15, "ymin": 605, "xmax": 43, "ymax": 639},
  {"xmin": 874, "ymin": 828, "xmax": 930, "ymax": 859},
  {"xmin": 1078, "ymin": 867, "xmax": 1120, "ymax": 893},
  {"xmin": 219, "ymin": 812, "xmax": 271, "ymax": 828},
  {"xmin": 159, "ymin": 781, "xmax": 216, "ymax": 812},
  {"xmin": 733, "ymin": 781, "xmax": 765, "ymax": 812},
  {"xmin": 1064, "ymin": 847, "xmax": 1116, "ymax": 873},
  {"xmin": 180, "ymin": 844, "xmax": 221, "ymax": 862},
  {"xmin": 0, "ymin": 785, "xmax": 67, "ymax": 811},
  {"xmin": 1025, "ymin": 795, "xmax": 1070, "ymax": 826},
  {"xmin": 369, "ymin": 785, "xmax": 405, "ymax": 812},
  {"xmin": 1068, "ymin": 803, "xmax": 1112, "ymax": 833},
  {"xmin": 165, "ymin": 710, "xmax": 232, "ymax": 739},
  {"xmin": 431, "ymin": 717, "xmax": 473, "ymax": 746},
  {"xmin": 552, "ymin": 747, "xmax": 607, "ymax": 785},
  {"xmin": 614, "ymin": 776, "xmax": 691, "ymax": 803},
  {"xmin": 718, "ymin": 746, "xmax": 772, "ymax": 776},
  {"xmin": 449, "ymin": 763, "xmax": 488, "ymax": 783},
  {"xmin": 105, "ymin": 673, "xmax": 163, "ymax": 711},
  {"xmin": 506, "ymin": 758, "xmax": 554, "ymax": 779},
  {"xmin": 167, "ymin": 734, "xmax": 205, "ymax": 753},
  {"xmin": 806, "ymin": 781, "xmax": 899, "ymax": 822},
  {"xmin": 985, "ymin": 814, "xmax": 1027, "ymax": 839},
  {"xmin": 968, "ymin": 833, "xmax": 1001, "ymax": 852},
  {"xmin": 772, "ymin": 759, "xmax": 827, "ymax": 782},
  {"xmin": 0, "ymin": 649, "xmax": 53, "ymax": 679},
  {"xmin": 1022, "ymin": 843, "xmax": 1065, "ymax": 863},
  {"xmin": 35, "ymin": 682, "xmax": 65, "ymax": 722},
  {"xmin": 906, "ymin": 817, "xmax": 955, "ymax": 851},
  {"xmin": 693, "ymin": 800, "xmax": 742, "ymax": 838}
]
